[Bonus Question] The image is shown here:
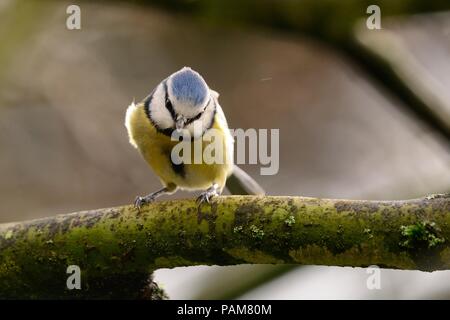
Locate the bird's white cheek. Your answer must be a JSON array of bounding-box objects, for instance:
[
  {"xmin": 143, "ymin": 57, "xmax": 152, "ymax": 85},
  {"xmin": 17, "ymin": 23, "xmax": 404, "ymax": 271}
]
[{"xmin": 150, "ymin": 104, "xmax": 174, "ymax": 129}]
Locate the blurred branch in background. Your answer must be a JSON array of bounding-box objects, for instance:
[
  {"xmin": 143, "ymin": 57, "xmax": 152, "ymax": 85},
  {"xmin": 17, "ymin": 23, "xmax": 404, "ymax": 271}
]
[
  {"xmin": 192, "ymin": 264, "xmax": 296, "ymax": 300},
  {"xmin": 351, "ymin": 22, "xmax": 450, "ymax": 142},
  {"xmin": 1, "ymin": 194, "xmax": 449, "ymax": 299},
  {"xmin": 132, "ymin": 0, "xmax": 450, "ymax": 141}
]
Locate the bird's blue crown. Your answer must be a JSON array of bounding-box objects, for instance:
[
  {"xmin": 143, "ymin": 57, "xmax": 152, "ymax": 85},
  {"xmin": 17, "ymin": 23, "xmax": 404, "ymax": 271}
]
[{"xmin": 171, "ymin": 68, "xmax": 208, "ymax": 106}]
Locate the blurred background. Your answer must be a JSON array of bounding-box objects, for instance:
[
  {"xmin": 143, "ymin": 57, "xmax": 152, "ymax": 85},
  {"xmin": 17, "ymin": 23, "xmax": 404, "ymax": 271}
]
[{"xmin": 1, "ymin": 0, "xmax": 450, "ymax": 299}]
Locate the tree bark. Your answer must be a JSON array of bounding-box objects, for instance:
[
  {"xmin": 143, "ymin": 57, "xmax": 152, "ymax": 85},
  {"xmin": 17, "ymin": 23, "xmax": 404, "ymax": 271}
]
[{"xmin": 1, "ymin": 194, "xmax": 449, "ymax": 298}]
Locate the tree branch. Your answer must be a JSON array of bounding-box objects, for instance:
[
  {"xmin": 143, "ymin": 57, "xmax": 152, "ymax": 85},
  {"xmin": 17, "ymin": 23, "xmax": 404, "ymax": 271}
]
[
  {"xmin": 1, "ymin": 194, "xmax": 450, "ymax": 298},
  {"xmin": 347, "ymin": 23, "xmax": 450, "ymax": 142},
  {"xmin": 139, "ymin": 0, "xmax": 450, "ymax": 143}
]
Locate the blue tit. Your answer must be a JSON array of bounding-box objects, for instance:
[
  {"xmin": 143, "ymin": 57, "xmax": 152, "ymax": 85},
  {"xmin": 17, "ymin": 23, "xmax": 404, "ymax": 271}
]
[{"xmin": 125, "ymin": 67, "xmax": 235, "ymax": 207}]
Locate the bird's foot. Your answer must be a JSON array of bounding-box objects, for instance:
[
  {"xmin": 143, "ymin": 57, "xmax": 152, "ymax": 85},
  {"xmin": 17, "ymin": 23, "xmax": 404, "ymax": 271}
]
[
  {"xmin": 133, "ymin": 187, "xmax": 169, "ymax": 210},
  {"xmin": 134, "ymin": 194, "xmax": 156, "ymax": 210},
  {"xmin": 196, "ymin": 184, "xmax": 219, "ymax": 204}
]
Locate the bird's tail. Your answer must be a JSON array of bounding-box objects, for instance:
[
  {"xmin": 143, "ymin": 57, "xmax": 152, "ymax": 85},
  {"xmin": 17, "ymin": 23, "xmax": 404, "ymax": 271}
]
[{"xmin": 226, "ymin": 165, "xmax": 266, "ymax": 196}]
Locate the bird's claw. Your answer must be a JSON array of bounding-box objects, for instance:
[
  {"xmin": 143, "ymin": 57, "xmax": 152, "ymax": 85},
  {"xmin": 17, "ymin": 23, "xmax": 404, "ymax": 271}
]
[
  {"xmin": 196, "ymin": 193, "xmax": 211, "ymax": 204},
  {"xmin": 196, "ymin": 187, "xmax": 218, "ymax": 204},
  {"xmin": 134, "ymin": 195, "xmax": 155, "ymax": 210}
]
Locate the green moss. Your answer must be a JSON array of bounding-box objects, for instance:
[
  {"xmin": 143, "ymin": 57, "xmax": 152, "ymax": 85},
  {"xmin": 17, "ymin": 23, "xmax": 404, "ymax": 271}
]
[
  {"xmin": 226, "ymin": 247, "xmax": 283, "ymax": 264},
  {"xmin": 153, "ymin": 256, "xmax": 195, "ymax": 269},
  {"xmin": 289, "ymin": 243, "xmax": 416, "ymax": 269},
  {"xmin": 249, "ymin": 225, "xmax": 264, "ymax": 240},
  {"xmin": 4, "ymin": 230, "xmax": 13, "ymax": 240},
  {"xmin": 1, "ymin": 195, "xmax": 450, "ymax": 298},
  {"xmin": 400, "ymin": 221, "xmax": 445, "ymax": 249},
  {"xmin": 233, "ymin": 226, "xmax": 243, "ymax": 233},
  {"xmin": 364, "ymin": 228, "xmax": 374, "ymax": 239},
  {"xmin": 284, "ymin": 216, "xmax": 296, "ymax": 227}
]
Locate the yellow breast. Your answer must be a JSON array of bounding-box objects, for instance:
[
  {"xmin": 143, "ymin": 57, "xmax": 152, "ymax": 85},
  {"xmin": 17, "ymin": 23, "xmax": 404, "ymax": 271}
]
[{"xmin": 125, "ymin": 102, "xmax": 233, "ymax": 191}]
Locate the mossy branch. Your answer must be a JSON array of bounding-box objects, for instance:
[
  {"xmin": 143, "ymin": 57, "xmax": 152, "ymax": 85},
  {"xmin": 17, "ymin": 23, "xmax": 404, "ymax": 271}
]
[{"xmin": 1, "ymin": 194, "xmax": 450, "ymax": 298}]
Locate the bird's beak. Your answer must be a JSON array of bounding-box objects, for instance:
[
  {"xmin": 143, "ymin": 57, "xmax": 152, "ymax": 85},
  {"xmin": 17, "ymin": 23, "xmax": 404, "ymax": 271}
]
[{"xmin": 176, "ymin": 115, "xmax": 186, "ymax": 131}]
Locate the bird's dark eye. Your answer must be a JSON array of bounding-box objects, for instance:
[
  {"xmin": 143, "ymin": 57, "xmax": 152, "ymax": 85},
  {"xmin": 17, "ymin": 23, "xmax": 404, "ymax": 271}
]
[{"xmin": 165, "ymin": 97, "xmax": 176, "ymax": 120}]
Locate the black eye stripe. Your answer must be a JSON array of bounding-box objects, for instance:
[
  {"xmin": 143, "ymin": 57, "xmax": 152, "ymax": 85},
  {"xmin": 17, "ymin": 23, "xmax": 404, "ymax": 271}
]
[
  {"xmin": 185, "ymin": 111, "xmax": 203, "ymax": 125},
  {"xmin": 165, "ymin": 97, "xmax": 176, "ymax": 120},
  {"xmin": 164, "ymin": 82, "xmax": 177, "ymax": 121}
]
